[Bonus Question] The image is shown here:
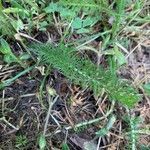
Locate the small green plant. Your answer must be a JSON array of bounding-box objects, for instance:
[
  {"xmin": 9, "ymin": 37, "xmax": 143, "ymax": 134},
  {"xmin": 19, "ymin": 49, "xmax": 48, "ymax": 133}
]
[
  {"xmin": 15, "ymin": 135, "xmax": 28, "ymax": 149},
  {"xmin": 0, "ymin": 38, "xmax": 29, "ymax": 67},
  {"xmin": 0, "ymin": 0, "xmax": 49, "ymax": 36},
  {"xmin": 125, "ymin": 115, "xmax": 140, "ymax": 150},
  {"xmin": 74, "ymin": 124, "xmax": 88, "ymax": 133},
  {"xmin": 96, "ymin": 115, "xmax": 116, "ymax": 137},
  {"xmin": 39, "ymin": 134, "xmax": 47, "ymax": 150},
  {"xmin": 29, "ymin": 43, "xmax": 139, "ymax": 108},
  {"xmin": 123, "ymin": 110, "xmax": 150, "ymax": 150}
]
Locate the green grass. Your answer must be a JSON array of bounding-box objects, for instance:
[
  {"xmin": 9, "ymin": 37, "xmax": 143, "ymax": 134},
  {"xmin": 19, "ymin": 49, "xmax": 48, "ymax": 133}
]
[{"xmin": 0, "ymin": 0, "xmax": 149, "ymax": 149}]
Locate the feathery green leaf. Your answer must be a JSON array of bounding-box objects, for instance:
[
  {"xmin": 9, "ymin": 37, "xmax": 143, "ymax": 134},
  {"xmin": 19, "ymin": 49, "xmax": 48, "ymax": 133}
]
[{"xmin": 29, "ymin": 43, "xmax": 139, "ymax": 108}]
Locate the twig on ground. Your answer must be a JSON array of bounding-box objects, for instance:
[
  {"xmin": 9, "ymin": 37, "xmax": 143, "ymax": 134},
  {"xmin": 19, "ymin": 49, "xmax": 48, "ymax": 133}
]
[
  {"xmin": 0, "ymin": 117, "xmax": 19, "ymax": 130},
  {"xmin": 43, "ymin": 95, "xmax": 59, "ymax": 135},
  {"xmin": 45, "ymin": 100, "xmax": 115, "ymax": 137}
]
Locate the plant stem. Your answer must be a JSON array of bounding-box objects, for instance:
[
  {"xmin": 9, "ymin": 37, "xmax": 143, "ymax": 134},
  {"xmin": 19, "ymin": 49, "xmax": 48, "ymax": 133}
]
[
  {"xmin": 0, "ymin": 117, "xmax": 19, "ymax": 130},
  {"xmin": 43, "ymin": 95, "xmax": 59, "ymax": 135},
  {"xmin": 0, "ymin": 65, "xmax": 34, "ymax": 89},
  {"xmin": 126, "ymin": 108, "xmax": 136, "ymax": 150}
]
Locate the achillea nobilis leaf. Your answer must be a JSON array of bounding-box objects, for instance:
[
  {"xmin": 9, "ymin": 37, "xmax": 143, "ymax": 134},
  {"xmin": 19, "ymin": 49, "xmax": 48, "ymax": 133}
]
[{"xmin": 29, "ymin": 43, "xmax": 140, "ymax": 108}]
